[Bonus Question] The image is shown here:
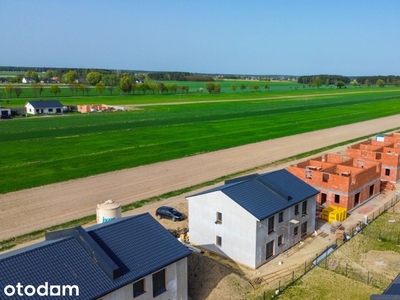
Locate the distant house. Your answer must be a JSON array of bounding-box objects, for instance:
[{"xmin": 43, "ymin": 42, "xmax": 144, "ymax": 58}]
[
  {"xmin": 0, "ymin": 78, "xmax": 9, "ymax": 83},
  {"xmin": 22, "ymin": 77, "xmax": 36, "ymax": 84},
  {"xmin": 0, "ymin": 213, "xmax": 191, "ymax": 300},
  {"xmin": 25, "ymin": 100, "xmax": 64, "ymax": 115},
  {"xmin": 186, "ymin": 169, "xmax": 319, "ymax": 269}
]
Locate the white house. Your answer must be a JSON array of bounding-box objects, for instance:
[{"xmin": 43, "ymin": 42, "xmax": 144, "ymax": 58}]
[
  {"xmin": 0, "ymin": 213, "xmax": 192, "ymax": 300},
  {"xmin": 22, "ymin": 77, "xmax": 36, "ymax": 84},
  {"xmin": 186, "ymin": 169, "xmax": 319, "ymax": 269},
  {"xmin": 25, "ymin": 100, "xmax": 64, "ymax": 115}
]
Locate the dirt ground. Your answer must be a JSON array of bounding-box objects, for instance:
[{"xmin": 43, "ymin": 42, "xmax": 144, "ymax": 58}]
[{"xmin": 1, "ymin": 114, "xmax": 400, "ymax": 242}]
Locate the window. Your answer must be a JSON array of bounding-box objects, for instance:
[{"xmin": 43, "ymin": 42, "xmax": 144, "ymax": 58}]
[
  {"xmin": 133, "ymin": 279, "xmax": 145, "ymax": 298},
  {"xmin": 266, "ymin": 240, "xmax": 274, "ymax": 259},
  {"xmin": 385, "ymin": 168, "xmax": 390, "ymax": 176},
  {"xmin": 302, "ymin": 201, "xmax": 307, "ymax": 215},
  {"xmin": 321, "ymin": 193, "xmax": 327, "ymax": 205},
  {"xmin": 294, "ymin": 204, "xmax": 299, "ymax": 215},
  {"xmin": 48, "ymin": 108, "xmax": 53, "ymax": 112},
  {"xmin": 216, "ymin": 236, "xmax": 222, "ymax": 247},
  {"xmin": 278, "ymin": 212, "xmax": 284, "ymax": 223},
  {"xmin": 268, "ymin": 216, "xmax": 275, "ymax": 233},
  {"xmin": 278, "ymin": 235, "xmax": 283, "ymax": 246},
  {"xmin": 294, "ymin": 226, "xmax": 298, "ymax": 236},
  {"xmin": 152, "ymin": 269, "xmax": 166, "ymax": 297},
  {"xmin": 216, "ymin": 212, "xmax": 222, "ymax": 224},
  {"xmin": 334, "ymin": 194, "xmax": 340, "ymax": 204}
]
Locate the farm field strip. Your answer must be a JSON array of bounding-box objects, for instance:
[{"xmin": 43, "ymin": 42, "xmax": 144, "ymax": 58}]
[{"xmin": 1, "ymin": 90, "xmax": 400, "ymax": 194}]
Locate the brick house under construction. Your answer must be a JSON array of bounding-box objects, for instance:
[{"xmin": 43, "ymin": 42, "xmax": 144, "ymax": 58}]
[
  {"xmin": 288, "ymin": 153, "xmax": 381, "ymax": 212},
  {"xmin": 346, "ymin": 134, "xmax": 400, "ymax": 183}
]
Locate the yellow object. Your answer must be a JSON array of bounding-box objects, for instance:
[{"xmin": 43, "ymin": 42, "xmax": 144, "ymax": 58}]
[{"xmin": 322, "ymin": 206, "xmax": 347, "ymax": 222}]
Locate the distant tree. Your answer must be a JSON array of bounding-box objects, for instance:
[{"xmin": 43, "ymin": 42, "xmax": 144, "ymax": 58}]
[
  {"xmin": 102, "ymin": 74, "xmax": 118, "ymax": 87},
  {"xmin": 62, "ymin": 70, "xmax": 78, "ymax": 84},
  {"xmin": 365, "ymin": 79, "xmax": 371, "ymax": 87},
  {"xmin": 313, "ymin": 77, "xmax": 323, "ymax": 88},
  {"xmin": 5, "ymin": 84, "xmax": 13, "ymax": 98},
  {"xmin": 49, "ymin": 85, "xmax": 61, "ymax": 96},
  {"xmin": 325, "ymin": 78, "xmax": 330, "ymax": 86},
  {"xmin": 119, "ymin": 75, "xmax": 132, "ymax": 94},
  {"xmin": 336, "ymin": 81, "xmax": 345, "ymax": 89},
  {"xmin": 181, "ymin": 85, "xmax": 189, "ymax": 93},
  {"xmin": 25, "ymin": 70, "xmax": 38, "ymax": 81},
  {"xmin": 264, "ymin": 84, "xmax": 270, "ymax": 91},
  {"xmin": 14, "ymin": 87, "xmax": 23, "ymax": 98},
  {"xmin": 30, "ymin": 82, "xmax": 40, "ymax": 97},
  {"xmin": 377, "ymin": 79, "xmax": 385, "ymax": 87},
  {"xmin": 170, "ymin": 84, "xmax": 178, "ymax": 93},
  {"xmin": 253, "ymin": 84, "xmax": 260, "ymax": 92},
  {"xmin": 205, "ymin": 82, "xmax": 216, "ymax": 93},
  {"xmin": 95, "ymin": 82, "xmax": 106, "ymax": 95},
  {"xmin": 352, "ymin": 81, "xmax": 358, "ymax": 87},
  {"xmin": 157, "ymin": 82, "xmax": 166, "ymax": 94},
  {"xmin": 38, "ymin": 83, "xmax": 44, "ymax": 97},
  {"xmin": 240, "ymin": 84, "xmax": 246, "ymax": 92},
  {"xmin": 85, "ymin": 86, "xmax": 91, "ymax": 96},
  {"xmin": 107, "ymin": 85, "xmax": 115, "ymax": 95},
  {"xmin": 214, "ymin": 83, "xmax": 221, "ymax": 93},
  {"xmin": 148, "ymin": 83, "xmax": 157, "ymax": 94},
  {"xmin": 231, "ymin": 84, "xmax": 237, "ymax": 92},
  {"xmin": 86, "ymin": 71, "xmax": 102, "ymax": 86},
  {"xmin": 138, "ymin": 83, "xmax": 150, "ymax": 94}
]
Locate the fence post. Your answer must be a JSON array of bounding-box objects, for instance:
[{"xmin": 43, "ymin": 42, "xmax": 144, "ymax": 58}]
[
  {"xmin": 292, "ymin": 270, "xmax": 294, "ymax": 283},
  {"xmin": 279, "ymin": 280, "xmax": 281, "ymax": 293},
  {"xmin": 367, "ymin": 271, "xmax": 370, "ymax": 284},
  {"xmin": 263, "ymin": 291, "xmax": 265, "ymax": 300},
  {"xmin": 304, "ymin": 261, "xmax": 306, "ymax": 274},
  {"xmin": 346, "ymin": 263, "xmax": 348, "ymax": 277}
]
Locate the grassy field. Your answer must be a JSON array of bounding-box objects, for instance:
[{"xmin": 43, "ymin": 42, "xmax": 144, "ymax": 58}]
[
  {"xmin": 0, "ymin": 79, "xmax": 366, "ymax": 105},
  {"xmin": 274, "ymin": 209, "xmax": 400, "ymax": 299},
  {"xmin": 1, "ymin": 88, "xmax": 400, "ymax": 194}
]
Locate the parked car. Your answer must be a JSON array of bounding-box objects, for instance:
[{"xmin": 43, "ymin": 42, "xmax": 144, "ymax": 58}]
[{"xmin": 156, "ymin": 206, "xmax": 185, "ymax": 221}]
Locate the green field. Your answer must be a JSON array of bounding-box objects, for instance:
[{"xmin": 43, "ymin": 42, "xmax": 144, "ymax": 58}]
[
  {"xmin": 1, "ymin": 88, "xmax": 400, "ymax": 194},
  {"xmin": 0, "ymin": 79, "xmax": 363, "ymax": 105}
]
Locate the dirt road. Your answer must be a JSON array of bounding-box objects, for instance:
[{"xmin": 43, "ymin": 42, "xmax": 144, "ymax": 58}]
[{"xmin": 1, "ymin": 114, "xmax": 400, "ymax": 241}]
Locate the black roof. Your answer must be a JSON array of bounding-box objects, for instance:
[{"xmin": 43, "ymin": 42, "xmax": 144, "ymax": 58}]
[
  {"xmin": 188, "ymin": 169, "xmax": 319, "ymax": 220},
  {"xmin": 26, "ymin": 100, "xmax": 63, "ymax": 108},
  {"xmin": 0, "ymin": 213, "xmax": 191, "ymax": 299}
]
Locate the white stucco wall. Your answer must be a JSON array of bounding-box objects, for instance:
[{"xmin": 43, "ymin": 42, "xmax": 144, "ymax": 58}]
[
  {"xmin": 99, "ymin": 257, "xmax": 188, "ymax": 300},
  {"xmin": 188, "ymin": 191, "xmax": 258, "ymax": 269},
  {"xmin": 188, "ymin": 192, "xmax": 317, "ymax": 269}
]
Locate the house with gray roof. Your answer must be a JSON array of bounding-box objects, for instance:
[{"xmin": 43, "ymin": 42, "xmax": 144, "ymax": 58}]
[
  {"xmin": 186, "ymin": 169, "xmax": 319, "ymax": 269},
  {"xmin": 0, "ymin": 213, "xmax": 191, "ymax": 299},
  {"xmin": 25, "ymin": 100, "xmax": 64, "ymax": 115}
]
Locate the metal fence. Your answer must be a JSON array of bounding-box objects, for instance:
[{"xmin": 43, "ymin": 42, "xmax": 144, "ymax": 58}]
[{"xmin": 253, "ymin": 193, "xmax": 400, "ymax": 299}]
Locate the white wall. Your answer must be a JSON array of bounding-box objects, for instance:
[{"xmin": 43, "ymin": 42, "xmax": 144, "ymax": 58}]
[
  {"xmin": 188, "ymin": 192, "xmax": 317, "ymax": 269},
  {"xmin": 99, "ymin": 257, "xmax": 188, "ymax": 300},
  {"xmin": 188, "ymin": 191, "xmax": 258, "ymax": 269}
]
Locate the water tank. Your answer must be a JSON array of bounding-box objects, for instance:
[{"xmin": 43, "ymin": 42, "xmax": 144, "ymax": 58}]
[{"xmin": 96, "ymin": 199, "xmax": 122, "ymax": 224}]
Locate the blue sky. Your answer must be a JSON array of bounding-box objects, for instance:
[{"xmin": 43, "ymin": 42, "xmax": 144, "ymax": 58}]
[{"xmin": 1, "ymin": 1, "xmax": 400, "ymax": 76}]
